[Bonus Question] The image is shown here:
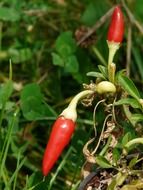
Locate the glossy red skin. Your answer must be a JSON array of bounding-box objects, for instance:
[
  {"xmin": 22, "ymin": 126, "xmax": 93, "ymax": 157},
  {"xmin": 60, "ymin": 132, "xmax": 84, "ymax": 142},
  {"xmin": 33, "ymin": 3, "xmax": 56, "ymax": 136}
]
[
  {"xmin": 42, "ymin": 116, "xmax": 75, "ymax": 176},
  {"xmin": 107, "ymin": 6, "xmax": 124, "ymax": 43}
]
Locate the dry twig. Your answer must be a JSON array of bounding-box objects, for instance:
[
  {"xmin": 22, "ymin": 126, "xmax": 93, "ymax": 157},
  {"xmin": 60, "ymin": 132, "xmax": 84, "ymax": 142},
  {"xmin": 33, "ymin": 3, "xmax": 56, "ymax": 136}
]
[
  {"xmin": 126, "ymin": 23, "xmax": 132, "ymax": 77},
  {"xmin": 77, "ymin": 7, "xmax": 115, "ymax": 46},
  {"xmin": 121, "ymin": 0, "xmax": 143, "ymax": 34}
]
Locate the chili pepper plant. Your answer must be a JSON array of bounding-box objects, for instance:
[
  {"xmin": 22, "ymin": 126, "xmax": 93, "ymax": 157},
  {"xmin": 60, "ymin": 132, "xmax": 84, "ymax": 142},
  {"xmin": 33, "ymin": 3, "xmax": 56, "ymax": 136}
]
[
  {"xmin": 0, "ymin": 1, "xmax": 143, "ymax": 190},
  {"xmin": 42, "ymin": 5, "xmax": 143, "ymax": 189},
  {"xmin": 77, "ymin": 6, "xmax": 143, "ymax": 189}
]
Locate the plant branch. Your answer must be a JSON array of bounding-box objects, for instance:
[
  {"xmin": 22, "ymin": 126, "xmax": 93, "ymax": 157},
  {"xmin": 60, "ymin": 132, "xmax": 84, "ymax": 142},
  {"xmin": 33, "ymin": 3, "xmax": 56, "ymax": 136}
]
[
  {"xmin": 93, "ymin": 99, "xmax": 106, "ymax": 138},
  {"xmin": 126, "ymin": 23, "xmax": 132, "ymax": 77},
  {"xmin": 121, "ymin": 0, "xmax": 143, "ymax": 35},
  {"xmin": 91, "ymin": 114, "xmax": 112, "ymax": 155},
  {"xmin": 77, "ymin": 6, "xmax": 115, "ymax": 46}
]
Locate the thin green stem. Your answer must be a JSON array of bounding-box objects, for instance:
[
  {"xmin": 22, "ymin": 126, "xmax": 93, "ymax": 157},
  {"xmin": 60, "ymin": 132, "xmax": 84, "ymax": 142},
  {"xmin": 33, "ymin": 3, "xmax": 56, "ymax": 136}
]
[
  {"xmin": 108, "ymin": 45, "xmax": 117, "ymax": 67},
  {"xmin": 92, "ymin": 46, "xmax": 107, "ymax": 66},
  {"xmin": 107, "ymin": 41, "xmax": 120, "ymax": 83},
  {"xmin": 0, "ymin": 22, "xmax": 3, "ymax": 51},
  {"xmin": 136, "ymin": 157, "xmax": 143, "ymax": 164},
  {"xmin": 26, "ymin": 180, "xmax": 45, "ymax": 190},
  {"xmin": 123, "ymin": 104, "xmax": 135, "ymax": 126},
  {"xmin": 24, "ymin": 175, "xmax": 29, "ymax": 190},
  {"xmin": 0, "ymin": 79, "xmax": 13, "ymax": 137},
  {"xmin": 9, "ymin": 60, "xmax": 12, "ymax": 81},
  {"xmin": 99, "ymin": 135, "xmax": 112, "ymax": 156},
  {"xmin": 130, "ymin": 169, "xmax": 143, "ymax": 175},
  {"xmin": 12, "ymin": 152, "xmax": 21, "ymax": 190},
  {"xmin": 12, "ymin": 156, "xmax": 26, "ymax": 190},
  {"xmin": 71, "ymin": 181, "xmax": 80, "ymax": 190},
  {"xmin": 2, "ymin": 169, "xmax": 9, "ymax": 189},
  {"xmin": 125, "ymin": 137, "xmax": 143, "ymax": 149},
  {"xmin": 108, "ymin": 63, "xmax": 116, "ymax": 83},
  {"xmin": 0, "ymin": 105, "xmax": 5, "ymax": 135},
  {"xmin": 123, "ymin": 137, "xmax": 143, "ymax": 155},
  {"xmin": 0, "ymin": 109, "xmax": 19, "ymax": 180}
]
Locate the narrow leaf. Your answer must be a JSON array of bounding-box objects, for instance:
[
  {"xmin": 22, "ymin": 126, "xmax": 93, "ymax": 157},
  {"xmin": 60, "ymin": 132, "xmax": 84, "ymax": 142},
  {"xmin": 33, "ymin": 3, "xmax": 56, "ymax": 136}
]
[
  {"xmin": 86, "ymin": 71, "xmax": 106, "ymax": 79},
  {"xmin": 98, "ymin": 65, "xmax": 108, "ymax": 78},
  {"xmin": 118, "ymin": 74, "xmax": 140, "ymax": 100},
  {"xmin": 96, "ymin": 155, "xmax": 112, "ymax": 168},
  {"xmin": 129, "ymin": 157, "xmax": 138, "ymax": 168},
  {"xmin": 130, "ymin": 114, "xmax": 143, "ymax": 124},
  {"xmin": 112, "ymin": 148, "xmax": 120, "ymax": 164},
  {"xmin": 121, "ymin": 132, "xmax": 132, "ymax": 146},
  {"xmin": 114, "ymin": 98, "xmax": 141, "ymax": 109}
]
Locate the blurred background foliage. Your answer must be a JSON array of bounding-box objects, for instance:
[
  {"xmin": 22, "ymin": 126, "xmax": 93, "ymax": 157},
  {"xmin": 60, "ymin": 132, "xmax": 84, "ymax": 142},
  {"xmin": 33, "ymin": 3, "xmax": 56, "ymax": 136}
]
[{"xmin": 0, "ymin": 0, "xmax": 143, "ymax": 189}]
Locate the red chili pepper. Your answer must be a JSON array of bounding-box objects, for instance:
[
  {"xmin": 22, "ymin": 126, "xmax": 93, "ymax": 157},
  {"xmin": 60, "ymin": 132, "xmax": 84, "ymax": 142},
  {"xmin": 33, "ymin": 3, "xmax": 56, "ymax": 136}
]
[
  {"xmin": 107, "ymin": 6, "xmax": 124, "ymax": 43},
  {"xmin": 42, "ymin": 116, "xmax": 75, "ymax": 176},
  {"xmin": 42, "ymin": 90, "xmax": 93, "ymax": 176}
]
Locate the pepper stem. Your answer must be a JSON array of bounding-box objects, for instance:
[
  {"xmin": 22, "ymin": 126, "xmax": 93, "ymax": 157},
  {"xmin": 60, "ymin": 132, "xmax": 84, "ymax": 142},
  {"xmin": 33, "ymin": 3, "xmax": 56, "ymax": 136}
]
[
  {"xmin": 61, "ymin": 90, "xmax": 94, "ymax": 122},
  {"xmin": 107, "ymin": 41, "xmax": 120, "ymax": 83},
  {"xmin": 123, "ymin": 137, "xmax": 143, "ymax": 155}
]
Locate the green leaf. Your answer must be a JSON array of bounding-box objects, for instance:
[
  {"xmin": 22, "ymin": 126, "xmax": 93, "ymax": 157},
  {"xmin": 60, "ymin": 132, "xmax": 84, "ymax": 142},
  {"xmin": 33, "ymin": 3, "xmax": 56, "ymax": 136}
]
[
  {"xmin": 65, "ymin": 55, "xmax": 79, "ymax": 73},
  {"xmin": 129, "ymin": 157, "xmax": 138, "ymax": 168},
  {"xmin": 0, "ymin": 81, "xmax": 13, "ymax": 106},
  {"xmin": 11, "ymin": 140, "xmax": 28, "ymax": 155},
  {"xmin": 107, "ymin": 172, "xmax": 127, "ymax": 190},
  {"xmin": 124, "ymin": 138, "xmax": 143, "ymax": 151},
  {"xmin": 120, "ymin": 182, "xmax": 143, "ymax": 190},
  {"xmin": 121, "ymin": 132, "xmax": 132, "ymax": 146},
  {"xmin": 52, "ymin": 53, "xmax": 64, "ymax": 67},
  {"xmin": 26, "ymin": 172, "xmax": 47, "ymax": 189},
  {"xmin": 86, "ymin": 71, "xmax": 106, "ymax": 79},
  {"xmin": 8, "ymin": 48, "xmax": 32, "ymax": 64},
  {"xmin": 118, "ymin": 74, "xmax": 140, "ymax": 100},
  {"xmin": 114, "ymin": 98, "xmax": 141, "ymax": 109},
  {"xmin": 81, "ymin": 2, "xmax": 109, "ymax": 26},
  {"xmin": 52, "ymin": 53, "xmax": 79, "ymax": 73},
  {"xmin": 0, "ymin": 101, "xmax": 15, "ymax": 110},
  {"xmin": 21, "ymin": 83, "xmax": 43, "ymax": 101},
  {"xmin": 96, "ymin": 155, "xmax": 112, "ymax": 168},
  {"xmin": 98, "ymin": 65, "xmax": 108, "ymax": 78},
  {"xmin": 0, "ymin": 7, "xmax": 20, "ymax": 22},
  {"xmin": 72, "ymin": 48, "xmax": 96, "ymax": 83},
  {"xmin": 130, "ymin": 114, "xmax": 143, "ymax": 124},
  {"xmin": 112, "ymin": 148, "xmax": 120, "ymax": 164},
  {"xmin": 134, "ymin": 0, "xmax": 143, "ymax": 25},
  {"xmin": 20, "ymin": 83, "xmax": 57, "ymax": 121},
  {"xmin": 55, "ymin": 31, "xmax": 77, "ymax": 58}
]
